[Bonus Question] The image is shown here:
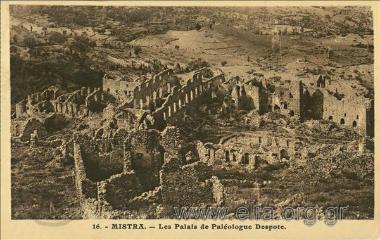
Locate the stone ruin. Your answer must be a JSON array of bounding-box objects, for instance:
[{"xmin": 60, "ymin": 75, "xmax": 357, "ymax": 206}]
[
  {"xmin": 15, "ymin": 85, "xmax": 105, "ymax": 119},
  {"xmin": 11, "ymin": 64, "xmax": 374, "ymax": 219},
  {"xmin": 196, "ymin": 131, "xmax": 300, "ymax": 169},
  {"xmin": 229, "ymin": 75, "xmax": 373, "ymax": 138},
  {"xmin": 73, "ymin": 126, "xmax": 224, "ymax": 218}
]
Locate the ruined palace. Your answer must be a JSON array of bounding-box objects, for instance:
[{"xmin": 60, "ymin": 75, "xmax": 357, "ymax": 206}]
[{"xmin": 11, "ymin": 64, "xmax": 374, "ymax": 219}]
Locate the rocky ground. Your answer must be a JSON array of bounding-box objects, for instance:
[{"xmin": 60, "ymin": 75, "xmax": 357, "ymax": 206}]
[{"xmin": 11, "ymin": 138, "xmax": 81, "ymax": 219}]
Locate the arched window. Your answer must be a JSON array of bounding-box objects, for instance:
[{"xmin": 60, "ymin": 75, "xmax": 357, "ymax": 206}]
[
  {"xmin": 340, "ymin": 118, "xmax": 345, "ymax": 125},
  {"xmin": 329, "ymin": 116, "xmax": 333, "ymax": 120},
  {"xmin": 225, "ymin": 151, "xmax": 230, "ymax": 162},
  {"xmin": 240, "ymin": 153, "xmax": 249, "ymax": 165},
  {"xmin": 280, "ymin": 149, "xmax": 289, "ymax": 160},
  {"xmin": 352, "ymin": 121, "xmax": 357, "ymax": 128}
]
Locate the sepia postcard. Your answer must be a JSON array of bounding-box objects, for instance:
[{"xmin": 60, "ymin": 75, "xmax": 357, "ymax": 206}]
[{"xmin": 1, "ymin": 1, "xmax": 379, "ymax": 239}]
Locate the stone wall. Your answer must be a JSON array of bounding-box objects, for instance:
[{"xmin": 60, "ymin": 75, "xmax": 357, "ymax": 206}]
[
  {"xmin": 27, "ymin": 87, "xmax": 59, "ymax": 104},
  {"xmin": 131, "ymin": 69, "xmax": 174, "ymax": 109},
  {"xmin": 244, "ymin": 83, "xmax": 260, "ymax": 111},
  {"xmin": 152, "ymin": 72, "xmax": 224, "ymax": 128},
  {"xmin": 160, "ymin": 126, "xmax": 186, "ymax": 159},
  {"xmin": 196, "ymin": 132, "xmax": 299, "ymax": 168},
  {"xmin": 103, "ymin": 75, "xmax": 139, "ymax": 101},
  {"xmin": 11, "ymin": 118, "xmax": 48, "ymax": 141},
  {"xmin": 15, "ymin": 86, "xmax": 103, "ymax": 119},
  {"xmin": 159, "ymin": 158, "xmax": 216, "ymax": 209},
  {"xmin": 300, "ymin": 80, "xmax": 370, "ymax": 136},
  {"xmin": 270, "ymin": 83, "xmax": 300, "ymax": 117},
  {"xmin": 241, "ymin": 78, "xmax": 371, "ymax": 137},
  {"xmin": 73, "ymin": 136, "xmax": 165, "ymax": 219},
  {"xmin": 299, "ymin": 82, "xmax": 324, "ymax": 121},
  {"xmin": 128, "ymin": 129, "xmax": 164, "ymax": 190},
  {"xmin": 241, "ymin": 80, "xmax": 299, "ymax": 116},
  {"xmin": 73, "ymin": 141, "xmax": 97, "ymax": 205},
  {"xmin": 323, "ymin": 94, "xmax": 368, "ymax": 134}
]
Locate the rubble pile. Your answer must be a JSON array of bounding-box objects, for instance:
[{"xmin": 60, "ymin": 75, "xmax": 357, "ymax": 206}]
[
  {"xmin": 160, "ymin": 158, "xmax": 215, "ymax": 210},
  {"xmin": 306, "ymin": 143, "xmax": 373, "ymax": 180}
]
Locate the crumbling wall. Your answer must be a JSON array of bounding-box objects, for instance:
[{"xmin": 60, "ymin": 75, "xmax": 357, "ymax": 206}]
[
  {"xmin": 271, "ymin": 83, "xmax": 300, "ymax": 117},
  {"xmin": 12, "ymin": 118, "xmax": 48, "ymax": 141},
  {"xmin": 244, "ymin": 84, "xmax": 260, "ymax": 111},
  {"xmin": 153, "ymin": 72, "xmax": 204, "ymax": 124},
  {"xmin": 131, "ymin": 69, "xmax": 174, "ymax": 109},
  {"xmin": 103, "ymin": 75, "xmax": 138, "ymax": 101},
  {"xmin": 196, "ymin": 141, "xmax": 218, "ymax": 165},
  {"xmin": 74, "ymin": 137, "xmax": 163, "ymax": 219},
  {"xmin": 98, "ymin": 171, "xmax": 144, "ymax": 210},
  {"xmin": 241, "ymin": 79, "xmax": 300, "ymax": 116},
  {"xmin": 15, "ymin": 100, "xmax": 27, "ymax": 118},
  {"xmin": 231, "ymin": 84, "xmax": 255, "ymax": 110},
  {"xmin": 26, "ymin": 100, "xmax": 55, "ymax": 116},
  {"xmin": 160, "ymin": 158, "xmax": 216, "ymax": 209},
  {"xmin": 299, "ymin": 82, "xmax": 324, "ymax": 121},
  {"xmin": 27, "ymin": 87, "xmax": 59, "ymax": 104},
  {"xmin": 299, "ymin": 80, "xmax": 369, "ymax": 136},
  {"xmin": 73, "ymin": 142, "xmax": 98, "ymax": 205},
  {"xmin": 160, "ymin": 126, "xmax": 186, "ymax": 159},
  {"xmin": 323, "ymin": 94, "xmax": 367, "ymax": 134},
  {"xmin": 15, "ymin": 86, "xmax": 102, "ymax": 119},
  {"xmin": 84, "ymin": 88, "xmax": 104, "ymax": 113},
  {"xmin": 152, "ymin": 72, "xmax": 224, "ymax": 129},
  {"xmin": 77, "ymin": 137, "xmax": 125, "ymax": 182},
  {"xmin": 214, "ymin": 132, "xmax": 297, "ymax": 167},
  {"xmin": 128, "ymin": 129, "xmax": 164, "ymax": 190}
]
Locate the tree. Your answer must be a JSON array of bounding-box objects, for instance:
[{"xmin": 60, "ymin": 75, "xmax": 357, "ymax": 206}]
[
  {"xmin": 133, "ymin": 46, "xmax": 142, "ymax": 55},
  {"xmin": 70, "ymin": 34, "xmax": 95, "ymax": 53}
]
